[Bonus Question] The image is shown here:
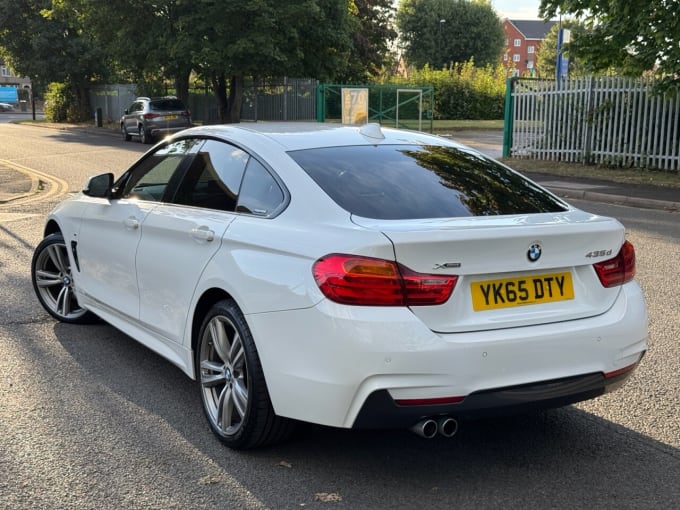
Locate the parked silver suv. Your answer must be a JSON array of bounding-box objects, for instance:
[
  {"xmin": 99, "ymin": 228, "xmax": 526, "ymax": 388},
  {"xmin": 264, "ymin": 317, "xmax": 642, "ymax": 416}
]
[{"xmin": 121, "ymin": 96, "xmax": 191, "ymax": 144}]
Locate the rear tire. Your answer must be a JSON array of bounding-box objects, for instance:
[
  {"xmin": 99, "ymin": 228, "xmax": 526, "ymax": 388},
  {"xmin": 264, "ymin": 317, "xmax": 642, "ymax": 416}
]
[
  {"xmin": 31, "ymin": 232, "xmax": 97, "ymax": 324},
  {"xmin": 196, "ymin": 299, "xmax": 294, "ymax": 449},
  {"xmin": 139, "ymin": 125, "xmax": 151, "ymax": 144}
]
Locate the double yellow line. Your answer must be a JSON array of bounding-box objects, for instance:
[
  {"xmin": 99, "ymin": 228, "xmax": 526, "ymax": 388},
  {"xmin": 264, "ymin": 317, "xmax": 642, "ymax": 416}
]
[{"xmin": 0, "ymin": 159, "xmax": 70, "ymax": 206}]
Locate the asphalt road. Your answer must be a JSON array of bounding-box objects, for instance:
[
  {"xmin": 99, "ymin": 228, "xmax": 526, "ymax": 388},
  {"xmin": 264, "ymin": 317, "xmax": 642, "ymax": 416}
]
[{"xmin": 0, "ymin": 124, "xmax": 678, "ymax": 509}]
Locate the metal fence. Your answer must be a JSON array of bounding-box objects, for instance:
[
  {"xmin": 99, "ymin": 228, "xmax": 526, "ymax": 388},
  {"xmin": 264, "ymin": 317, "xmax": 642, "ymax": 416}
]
[
  {"xmin": 89, "ymin": 84, "xmax": 137, "ymax": 124},
  {"xmin": 89, "ymin": 78, "xmax": 317, "ymax": 125},
  {"xmin": 505, "ymin": 77, "xmax": 680, "ymax": 171}
]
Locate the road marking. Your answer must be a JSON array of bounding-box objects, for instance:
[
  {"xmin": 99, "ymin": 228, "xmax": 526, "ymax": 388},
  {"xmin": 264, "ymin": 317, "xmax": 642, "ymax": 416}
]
[{"xmin": 0, "ymin": 159, "xmax": 70, "ymax": 206}]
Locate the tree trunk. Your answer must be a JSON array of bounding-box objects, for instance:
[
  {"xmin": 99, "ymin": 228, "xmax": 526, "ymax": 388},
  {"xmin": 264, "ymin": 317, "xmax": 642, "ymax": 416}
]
[
  {"xmin": 226, "ymin": 75, "xmax": 243, "ymax": 123},
  {"xmin": 174, "ymin": 69, "xmax": 191, "ymax": 107},
  {"xmin": 211, "ymin": 72, "xmax": 243, "ymax": 124}
]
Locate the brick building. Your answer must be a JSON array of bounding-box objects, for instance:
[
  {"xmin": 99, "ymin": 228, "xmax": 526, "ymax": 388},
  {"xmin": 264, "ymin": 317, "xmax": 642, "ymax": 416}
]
[{"xmin": 502, "ymin": 19, "xmax": 557, "ymax": 77}]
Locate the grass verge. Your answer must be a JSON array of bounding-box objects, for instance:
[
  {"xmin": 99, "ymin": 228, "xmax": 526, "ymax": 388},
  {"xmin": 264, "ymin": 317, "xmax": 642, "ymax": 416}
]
[{"xmin": 503, "ymin": 158, "xmax": 680, "ymax": 189}]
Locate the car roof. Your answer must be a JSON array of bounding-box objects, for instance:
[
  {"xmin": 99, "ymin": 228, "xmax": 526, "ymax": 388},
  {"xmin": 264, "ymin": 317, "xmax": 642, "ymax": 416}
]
[{"xmin": 176, "ymin": 122, "xmax": 459, "ymax": 152}]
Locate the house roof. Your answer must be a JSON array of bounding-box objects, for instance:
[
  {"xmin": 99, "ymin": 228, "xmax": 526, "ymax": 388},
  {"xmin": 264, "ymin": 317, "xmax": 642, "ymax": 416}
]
[{"xmin": 507, "ymin": 19, "xmax": 558, "ymax": 40}]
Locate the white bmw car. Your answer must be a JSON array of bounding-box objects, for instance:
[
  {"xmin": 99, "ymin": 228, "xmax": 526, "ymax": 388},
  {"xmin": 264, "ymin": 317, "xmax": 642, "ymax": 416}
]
[{"xmin": 31, "ymin": 123, "xmax": 648, "ymax": 449}]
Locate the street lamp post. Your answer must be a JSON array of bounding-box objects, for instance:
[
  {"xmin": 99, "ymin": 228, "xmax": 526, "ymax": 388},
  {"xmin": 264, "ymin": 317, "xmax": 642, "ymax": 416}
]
[{"xmin": 438, "ymin": 19, "xmax": 446, "ymax": 68}]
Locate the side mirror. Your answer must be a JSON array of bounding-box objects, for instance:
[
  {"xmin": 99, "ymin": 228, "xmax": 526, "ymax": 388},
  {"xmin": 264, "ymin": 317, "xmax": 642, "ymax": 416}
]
[
  {"xmin": 124, "ymin": 109, "xmax": 129, "ymax": 114},
  {"xmin": 83, "ymin": 173, "xmax": 114, "ymax": 198}
]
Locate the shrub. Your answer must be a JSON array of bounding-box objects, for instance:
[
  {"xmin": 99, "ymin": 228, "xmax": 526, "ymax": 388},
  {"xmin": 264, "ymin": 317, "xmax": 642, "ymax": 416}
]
[
  {"xmin": 44, "ymin": 82, "xmax": 81, "ymax": 122},
  {"xmin": 380, "ymin": 61, "xmax": 506, "ymax": 120}
]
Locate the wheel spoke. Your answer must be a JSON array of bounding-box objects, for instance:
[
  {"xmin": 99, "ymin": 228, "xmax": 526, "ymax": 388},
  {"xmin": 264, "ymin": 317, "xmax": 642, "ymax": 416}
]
[
  {"xmin": 200, "ymin": 360, "xmax": 226, "ymax": 387},
  {"xmin": 35, "ymin": 269, "xmax": 63, "ymax": 287},
  {"xmin": 217, "ymin": 385, "xmax": 234, "ymax": 430},
  {"xmin": 232, "ymin": 379, "xmax": 248, "ymax": 419},
  {"xmin": 46, "ymin": 244, "xmax": 68, "ymax": 274},
  {"xmin": 56, "ymin": 285, "xmax": 72, "ymax": 316},
  {"xmin": 210, "ymin": 318, "xmax": 231, "ymax": 363},
  {"xmin": 229, "ymin": 332, "xmax": 244, "ymax": 367}
]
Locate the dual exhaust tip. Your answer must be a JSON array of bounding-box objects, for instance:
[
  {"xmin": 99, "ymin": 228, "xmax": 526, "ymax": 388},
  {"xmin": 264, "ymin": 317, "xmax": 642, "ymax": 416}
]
[{"xmin": 411, "ymin": 417, "xmax": 459, "ymax": 438}]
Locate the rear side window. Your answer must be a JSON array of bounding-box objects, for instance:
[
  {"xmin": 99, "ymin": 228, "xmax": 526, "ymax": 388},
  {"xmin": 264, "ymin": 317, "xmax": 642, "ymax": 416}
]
[
  {"xmin": 288, "ymin": 145, "xmax": 568, "ymax": 219},
  {"xmin": 237, "ymin": 159, "xmax": 285, "ymax": 216}
]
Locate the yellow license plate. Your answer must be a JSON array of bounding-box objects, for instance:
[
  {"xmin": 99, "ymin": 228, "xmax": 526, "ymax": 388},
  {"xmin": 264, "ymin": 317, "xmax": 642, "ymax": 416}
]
[
  {"xmin": 163, "ymin": 114, "xmax": 178, "ymax": 120},
  {"xmin": 471, "ymin": 272, "xmax": 574, "ymax": 311}
]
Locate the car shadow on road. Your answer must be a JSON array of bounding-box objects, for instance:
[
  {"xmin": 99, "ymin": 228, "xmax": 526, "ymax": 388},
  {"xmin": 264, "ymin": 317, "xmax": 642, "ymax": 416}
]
[{"xmin": 52, "ymin": 321, "xmax": 679, "ymax": 509}]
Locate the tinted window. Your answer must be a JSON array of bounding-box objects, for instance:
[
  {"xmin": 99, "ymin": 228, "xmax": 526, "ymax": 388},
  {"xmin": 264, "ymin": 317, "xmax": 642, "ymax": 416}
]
[
  {"xmin": 150, "ymin": 99, "xmax": 186, "ymax": 111},
  {"xmin": 120, "ymin": 139, "xmax": 200, "ymax": 201},
  {"xmin": 173, "ymin": 140, "xmax": 247, "ymax": 211},
  {"xmin": 236, "ymin": 159, "xmax": 285, "ymax": 216},
  {"xmin": 289, "ymin": 145, "xmax": 567, "ymax": 219}
]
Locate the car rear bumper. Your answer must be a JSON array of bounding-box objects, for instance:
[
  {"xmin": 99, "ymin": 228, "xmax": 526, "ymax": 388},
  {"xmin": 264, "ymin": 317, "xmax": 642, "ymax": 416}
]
[
  {"xmin": 351, "ymin": 364, "xmax": 640, "ymax": 429},
  {"xmin": 248, "ymin": 281, "xmax": 648, "ymax": 429},
  {"xmin": 148, "ymin": 123, "xmax": 191, "ymax": 137}
]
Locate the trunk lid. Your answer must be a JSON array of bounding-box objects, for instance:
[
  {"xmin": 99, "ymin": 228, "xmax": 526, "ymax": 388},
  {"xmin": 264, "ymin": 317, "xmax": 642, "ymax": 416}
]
[{"xmin": 353, "ymin": 209, "xmax": 626, "ymax": 333}]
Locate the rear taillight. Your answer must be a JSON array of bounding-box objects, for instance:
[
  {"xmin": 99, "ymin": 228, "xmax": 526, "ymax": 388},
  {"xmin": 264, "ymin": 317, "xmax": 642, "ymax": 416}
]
[
  {"xmin": 143, "ymin": 113, "xmax": 160, "ymax": 120},
  {"xmin": 313, "ymin": 254, "xmax": 457, "ymax": 306},
  {"xmin": 593, "ymin": 240, "xmax": 636, "ymax": 288}
]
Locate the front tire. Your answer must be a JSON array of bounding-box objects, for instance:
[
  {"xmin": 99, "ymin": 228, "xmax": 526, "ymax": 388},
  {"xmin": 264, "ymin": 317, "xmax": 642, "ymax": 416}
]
[
  {"xmin": 31, "ymin": 232, "xmax": 97, "ymax": 324},
  {"xmin": 121, "ymin": 123, "xmax": 131, "ymax": 141},
  {"xmin": 196, "ymin": 299, "xmax": 293, "ymax": 449}
]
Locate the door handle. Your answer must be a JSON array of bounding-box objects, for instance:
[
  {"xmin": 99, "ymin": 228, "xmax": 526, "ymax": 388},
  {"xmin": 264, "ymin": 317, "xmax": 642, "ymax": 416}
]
[
  {"xmin": 124, "ymin": 216, "xmax": 140, "ymax": 229},
  {"xmin": 191, "ymin": 226, "xmax": 215, "ymax": 242}
]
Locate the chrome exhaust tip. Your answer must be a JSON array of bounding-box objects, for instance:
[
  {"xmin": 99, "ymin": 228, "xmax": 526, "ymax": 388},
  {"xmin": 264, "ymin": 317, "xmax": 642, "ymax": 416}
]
[
  {"xmin": 437, "ymin": 417, "xmax": 459, "ymax": 438},
  {"xmin": 411, "ymin": 418, "xmax": 438, "ymax": 439}
]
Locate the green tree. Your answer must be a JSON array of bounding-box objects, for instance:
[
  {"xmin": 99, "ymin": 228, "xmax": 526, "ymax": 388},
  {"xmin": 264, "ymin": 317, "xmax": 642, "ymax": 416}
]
[
  {"xmin": 396, "ymin": 0, "xmax": 504, "ymax": 69},
  {"xmin": 178, "ymin": 0, "xmax": 352, "ymax": 123},
  {"xmin": 540, "ymin": 0, "xmax": 680, "ymax": 90},
  {"xmin": 46, "ymin": 0, "xmax": 194, "ymax": 104},
  {"xmin": 339, "ymin": 0, "xmax": 398, "ymax": 83},
  {"xmin": 0, "ymin": 0, "xmax": 109, "ymax": 120},
  {"xmin": 535, "ymin": 20, "xmax": 589, "ymax": 79}
]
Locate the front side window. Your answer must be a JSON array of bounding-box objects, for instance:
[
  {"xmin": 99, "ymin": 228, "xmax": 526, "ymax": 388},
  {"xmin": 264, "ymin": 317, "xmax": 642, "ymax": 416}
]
[
  {"xmin": 289, "ymin": 145, "xmax": 568, "ymax": 220},
  {"xmin": 118, "ymin": 139, "xmax": 201, "ymax": 201},
  {"xmin": 172, "ymin": 139, "xmax": 248, "ymax": 211}
]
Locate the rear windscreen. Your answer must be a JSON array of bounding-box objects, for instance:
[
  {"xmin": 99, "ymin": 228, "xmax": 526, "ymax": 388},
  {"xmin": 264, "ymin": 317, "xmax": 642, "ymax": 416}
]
[
  {"xmin": 150, "ymin": 99, "xmax": 186, "ymax": 111},
  {"xmin": 288, "ymin": 145, "xmax": 568, "ymax": 219}
]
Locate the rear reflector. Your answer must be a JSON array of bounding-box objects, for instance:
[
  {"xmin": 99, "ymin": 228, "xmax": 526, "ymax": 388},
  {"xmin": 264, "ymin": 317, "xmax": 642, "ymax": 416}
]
[
  {"xmin": 313, "ymin": 254, "xmax": 457, "ymax": 306},
  {"xmin": 593, "ymin": 240, "xmax": 636, "ymax": 288},
  {"xmin": 395, "ymin": 396, "xmax": 465, "ymax": 406},
  {"xmin": 604, "ymin": 362, "xmax": 639, "ymax": 379}
]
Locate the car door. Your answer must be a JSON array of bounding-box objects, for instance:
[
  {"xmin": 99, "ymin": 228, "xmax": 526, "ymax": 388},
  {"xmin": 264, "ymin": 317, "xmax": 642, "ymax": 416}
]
[
  {"xmin": 135, "ymin": 138, "xmax": 249, "ymax": 343},
  {"xmin": 76, "ymin": 140, "xmax": 197, "ymax": 320},
  {"xmin": 124, "ymin": 101, "xmax": 142, "ymax": 133}
]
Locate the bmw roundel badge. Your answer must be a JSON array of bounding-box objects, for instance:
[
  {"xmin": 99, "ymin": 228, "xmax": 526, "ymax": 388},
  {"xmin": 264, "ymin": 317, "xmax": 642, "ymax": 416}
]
[{"xmin": 527, "ymin": 243, "xmax": 542, "ymax": 262}]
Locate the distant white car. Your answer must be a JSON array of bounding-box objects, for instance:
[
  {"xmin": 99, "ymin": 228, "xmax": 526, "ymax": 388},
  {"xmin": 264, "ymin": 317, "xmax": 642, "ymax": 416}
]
[
  {"xmin": 0, "ymin": 102, "xmax": 14, "ymax": 112},
  {"xmin": 31, "ymin": 122, "xmax": 648, "ymax": 449}
]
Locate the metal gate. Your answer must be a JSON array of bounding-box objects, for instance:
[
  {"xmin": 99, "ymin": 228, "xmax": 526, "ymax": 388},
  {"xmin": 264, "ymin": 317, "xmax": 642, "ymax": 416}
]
[{"xmin": 317, "ymin": 84, "xmax": 434, "ymax": 132}]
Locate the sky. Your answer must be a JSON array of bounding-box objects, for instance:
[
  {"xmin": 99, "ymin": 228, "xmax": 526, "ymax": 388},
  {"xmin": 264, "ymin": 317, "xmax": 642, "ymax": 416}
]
[{"xmin": 491, "ymin": 0, "xmax": 543, "ymax": 20}]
